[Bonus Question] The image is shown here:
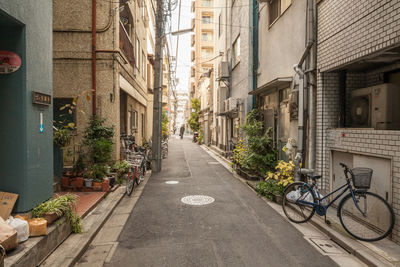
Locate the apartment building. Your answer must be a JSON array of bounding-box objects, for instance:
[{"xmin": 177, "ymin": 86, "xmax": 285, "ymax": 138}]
[
  {"xmin": 53, "ymin": 0, "xmax": 154, "ymax": 161},
  {"xmin": 191, "ymin": 0, "xmax": 216, "ymax": 144},
  {"xmin": 212, "ymin": 0, "xmax": 254, "ymax": 154},
  {"xmin": 316, "ymin": 0, "xmax": 400, "ymax": 243},
  {"xmin": 254, "ymin": 0, "xmax": 307, "ymax": 161}
]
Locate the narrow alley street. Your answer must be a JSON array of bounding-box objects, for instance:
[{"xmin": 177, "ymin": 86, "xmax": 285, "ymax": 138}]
[{"xmin": 75, "ymin": 137, "xmax": 360, "ymax": 267}]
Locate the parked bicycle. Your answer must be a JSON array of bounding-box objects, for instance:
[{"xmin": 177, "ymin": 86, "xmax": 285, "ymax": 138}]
[
  {"xmin": 125, "ymin": 151, "xmax": 144, "ymax": 196},
  {"xmin": 282, "ymin": 163, "xmax": 395, "ymax": 241}
]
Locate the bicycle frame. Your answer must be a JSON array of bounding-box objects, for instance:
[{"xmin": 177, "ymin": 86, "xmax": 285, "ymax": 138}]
[{"xmin": 297, "ymin": 171, "xmax": 366, "ymax": 216}]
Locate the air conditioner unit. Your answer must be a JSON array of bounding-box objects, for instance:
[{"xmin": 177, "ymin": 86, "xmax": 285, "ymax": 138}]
[
  {"xmin": 224, "ymin": 97, "xmax": 238, "ymax": 112},
  {"xmin": 218, "ymin": 61, "xmax": 229, "ymax": 80},
  {"xmin": 351, "ymin": 83, "xmax": 400, "ymax": 129}
]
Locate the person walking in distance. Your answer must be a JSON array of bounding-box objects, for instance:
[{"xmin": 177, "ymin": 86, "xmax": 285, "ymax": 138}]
[{"xmin": 179, "ymin": 125, "xmax": 185, "ymax": 139}]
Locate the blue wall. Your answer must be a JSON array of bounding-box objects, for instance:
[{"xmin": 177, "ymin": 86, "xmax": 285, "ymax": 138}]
[{"xmin": 0, "ymin": 0, "xmax": 53, "ymax": 212}]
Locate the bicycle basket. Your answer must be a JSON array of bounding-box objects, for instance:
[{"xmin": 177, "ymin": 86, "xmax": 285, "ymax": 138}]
[{"xmin": 351, "ymin": 168, "xmax": 373, "ymax": 189}]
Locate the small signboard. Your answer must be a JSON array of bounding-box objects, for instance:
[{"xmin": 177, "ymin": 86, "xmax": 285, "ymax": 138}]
[
  {"xmin": 0, "ymin": 50, "xmax": 21, "ymax": 74},
  {"xmin": 32, "ymin": 92, "xmax": 51, "ymax": 106},
  {"xmin": 0, "ymin": 192, "xmax": 18, "ymax": 220}
]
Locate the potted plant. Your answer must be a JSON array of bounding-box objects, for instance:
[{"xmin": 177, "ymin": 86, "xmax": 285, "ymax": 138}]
[
  {"xmin": 53, "ymin": 128, "xmax": 73, "ymax": 180},
  {"xmin": 32, "ymin": 194, "xmax": 82, "ymax": 233},
  {"xmin": 265, "ymin": 160, "xmax": 295, "ymax": 202},
  {"xmin": 102, "ymin": 178, "xmax": 110, "ymax": 192},
  {"xmin": 113, "ymin": 160, "xmax": 130, "ymax": 184}
]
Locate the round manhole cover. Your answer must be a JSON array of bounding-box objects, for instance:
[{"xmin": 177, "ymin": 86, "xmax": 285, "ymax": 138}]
[
  {"xmin": 181, "ymin": 195, "xmax": 215, "ymax": 206},
  {"xmin": 165, "ymin": 181, "xmax": 179, "ymax": 184}
]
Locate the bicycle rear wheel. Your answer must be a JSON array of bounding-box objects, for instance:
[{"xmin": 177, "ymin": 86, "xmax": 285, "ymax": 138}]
[
  {"xmin": 126, "ymin": 173, "xmax": 134, "ymax": 196},
  {"xmin": 135, "ymin": 166, "xmax": 142, "ymax": 186},
  {"xmin": 338, "ymin": 191, "xmax": 395, "ymax": 241},
  {"xmin": 282, "ymin": 182, "xmax": 316, "ymax": 223}
]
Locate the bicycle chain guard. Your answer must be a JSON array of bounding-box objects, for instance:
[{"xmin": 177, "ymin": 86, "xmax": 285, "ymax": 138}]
[{"xmin": 315, "ymin": 205, "xmax": 327, "ymax": 216}]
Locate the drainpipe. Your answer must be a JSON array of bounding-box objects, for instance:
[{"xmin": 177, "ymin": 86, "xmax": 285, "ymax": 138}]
[
  {"xmin": 92, "ymin": 0, "xmax": 97, "ymax": 115},
  {"xmin": 308, "ymin": 0, "xmax": 317, "ymax": 171},
  {"xmin": 294, "ymin": 0, "xmax": 315, "ymax": 180},
  {"xmin": 252, "ymin": 0, "xmax": 259, "ymax": 108}
]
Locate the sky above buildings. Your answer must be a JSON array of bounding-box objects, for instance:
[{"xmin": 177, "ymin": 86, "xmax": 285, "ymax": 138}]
[{"xmin": 169, "ymin": 0, "xmax": 192, "ymax": 94}]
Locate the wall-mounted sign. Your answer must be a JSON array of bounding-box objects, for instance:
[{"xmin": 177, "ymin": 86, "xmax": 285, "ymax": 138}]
[
  {"xmin": 0, "ymin": 50, "xmax": 21, "ymax": 74},
  {"xmin": 32, "ymin": 92, "xmax": 51, "ymax": 106}
]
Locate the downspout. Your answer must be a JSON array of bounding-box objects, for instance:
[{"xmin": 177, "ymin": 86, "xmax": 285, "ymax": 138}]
[
  {"xmin": 308, "ymin": 0, "xmax": 317, "ymax": 170},
  {"xmin": 252, "ymin": 0, "xmax": 259, "ymax": 109},
  {"xmin": 293, "ymin": 0, "xmax": 315, "ymax": 180},
  {"xmin": 92, "ymin": 0, "xmax": 97, "ymax": 115}
]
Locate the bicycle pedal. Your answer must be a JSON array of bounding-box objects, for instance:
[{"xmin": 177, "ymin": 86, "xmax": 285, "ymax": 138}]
[{"xmin": 325, "ymin": 220, "xmax": 331, "ymax": 225}]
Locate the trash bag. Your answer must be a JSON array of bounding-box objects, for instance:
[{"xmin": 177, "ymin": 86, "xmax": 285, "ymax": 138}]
[
  {"xmin": 6, "ymin": 216, "xmax": 29, "ymax": 243},
  {"xmin": 286, "ymin": 188, "xmax": 314, "ymax": 203},
  {"xmin": 0, "ymin": 217, "xmax": 17, "ymax": 251}
]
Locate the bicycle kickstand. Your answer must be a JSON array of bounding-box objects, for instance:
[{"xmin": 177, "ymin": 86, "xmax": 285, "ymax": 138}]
[{"xmin": 324, "ymin": 214, "xmax": 331, "ymax": 226}]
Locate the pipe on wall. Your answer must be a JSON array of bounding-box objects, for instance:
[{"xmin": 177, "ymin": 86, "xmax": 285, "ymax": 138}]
[{"xmin": 92, "ymin": 0, "xmax": 97, "ymax": 115}]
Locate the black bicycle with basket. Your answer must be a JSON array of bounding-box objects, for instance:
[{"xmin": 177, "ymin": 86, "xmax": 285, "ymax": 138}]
[{"xmin": 282, "ymin": 163, "xmax": 395, "ymax": 241}]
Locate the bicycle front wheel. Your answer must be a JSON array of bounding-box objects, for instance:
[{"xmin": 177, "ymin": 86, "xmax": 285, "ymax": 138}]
[
  {"xmin": 282, "ymin": 182, "xmax": 316, "ymax": 223},
  {"xmin": 338, "ymin": 191, "xmax": 395, "ymax": 241},
  {"xmin": 126, "ymin": 173, "xmax": 134, "ymax": 196}
]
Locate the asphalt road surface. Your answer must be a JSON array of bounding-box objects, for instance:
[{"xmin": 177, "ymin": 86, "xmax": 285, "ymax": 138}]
[{"xmin": 104, "ymin": 137, "xmax": 338, "ymax": 267}]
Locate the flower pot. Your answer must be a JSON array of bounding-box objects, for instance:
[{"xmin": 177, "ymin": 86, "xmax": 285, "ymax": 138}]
[
  {"xmin": 93, "ymin": 181, "xmax": 102, "ymax": 191},
  {"xmin": 84, "ymin": 179, "xmax": 93, "ymax": 187},
  {"xmin": 61, "ymin": 177, "xmax": 70, "ymax": 188},
  {"xmin": 102, "ymin": 180, "xmax": 110, "ymax": 192},
  {"xmin": 43, "ymin": 212, "xmax": 60, "ymax": 225},
  {"xmin": 75, "ymin": 177, "xmax": 84, "ymax": 188}
]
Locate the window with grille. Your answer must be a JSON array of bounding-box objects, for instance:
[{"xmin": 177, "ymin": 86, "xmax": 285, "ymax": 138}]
[{"xmin": 202, "ymin": 15, "xmax": 212, "ymax": 24}]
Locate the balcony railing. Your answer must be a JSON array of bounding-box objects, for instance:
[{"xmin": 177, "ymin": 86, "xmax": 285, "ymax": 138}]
[{"xmin": 119, "ymin": 22, "xmax": 135, "ymax": 68}]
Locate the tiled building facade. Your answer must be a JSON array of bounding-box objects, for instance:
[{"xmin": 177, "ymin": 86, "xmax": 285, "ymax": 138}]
[{"xmin": 316, "ymin": 0, "xmax": 400, "ymax": 243}]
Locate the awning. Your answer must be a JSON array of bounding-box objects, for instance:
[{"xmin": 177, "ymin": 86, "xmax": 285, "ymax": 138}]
[{"xmin": 249, "ymin": 77, "xmax": 292, "ymax": 95}]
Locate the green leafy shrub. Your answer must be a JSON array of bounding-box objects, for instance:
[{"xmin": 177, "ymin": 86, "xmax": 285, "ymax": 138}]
[
  {"xmin": 241, "ymin": 109, "xmax": 277, "ymax": 176},
  {"xmin": 231, "ymin": 139, "xmax": 247, "ymax": 168},
  {"xmin": 53, "ymin": 129, "xmax": 72, "ymax": 147},
  {"xmin": 255, "ymin": 180, "xmax": 285, "ymax": 200},
  {"xmin": 84, "ymin": 164, "xmax": 107, "ymax": 182},
  {"xmin": 188, "ymin": 98, "xmax": 200, "ymax": 132},
  {"xmin": 162, "ymin": 110, "xmax": 169, "ymax": 141}
]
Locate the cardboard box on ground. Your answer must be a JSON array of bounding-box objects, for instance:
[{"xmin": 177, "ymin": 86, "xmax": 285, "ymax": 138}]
[{"xmin": 0, "ymin": 192, "xmax": 19, "ymax": 252}]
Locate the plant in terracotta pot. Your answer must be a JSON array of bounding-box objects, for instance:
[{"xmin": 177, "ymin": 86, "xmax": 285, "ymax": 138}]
[{"xmin": 32, "ymin": 194, "xmax": 82, "ymax": 233}]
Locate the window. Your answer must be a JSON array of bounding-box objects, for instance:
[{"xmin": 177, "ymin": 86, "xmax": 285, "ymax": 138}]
[
  {"xmin": 142, "ymin": 50, "xmax": 146, "ymax": 78},
  {"xmin": 54, "ymin": 98, "xmax": 76, "ymax": 129},
  {"xmin": 201, "ymin": 47, "xmax": 213, "ymax": 59},
  {"xmin": 136, "ymin": 37, "xmax": 140, "ymax": 70},
  {"xmin": 269, "ymin": 0, "xmax": 292, "ymax": 26},
  {"xmin": 141, "ymin": 113, "xmax": 145, "ymax": 137},
  {"xmin": 202, "ymin": 0, "xmax": 211, "ymax": 7},
  {"xmin": 201, "ymin": 15, "xmax": 212, "ymax": 24},
  {"xmin": 130, "ymin": 109, "xmax": 138, "ymax": 132},
  {"xmin": 218, "ymin": 13, "xmax": 222, "ymax": 37},
  {"xmin": 233, "ymin": 36, "xmax": 240, "ymax": 66},
  {"xmin": 201, "ymin": 31, "xmax": 213, "ymax": 41}
]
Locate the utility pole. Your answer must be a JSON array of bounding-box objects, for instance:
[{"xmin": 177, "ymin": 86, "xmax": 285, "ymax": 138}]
[{"xmin": 152, "ymin": 0, "xmax": 164, "ymax": 172}]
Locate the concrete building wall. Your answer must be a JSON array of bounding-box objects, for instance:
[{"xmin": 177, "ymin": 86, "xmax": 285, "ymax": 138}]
[
  {"xmin": 54, "ymin": 0, "xmax": 151, "ymax": 161},
  {"xmin": 0, "ymin": 0, "xmax": 53, "ymax": 212},
  {"xmin": 258, "ymin": 0, "xmax": 306, "ymax": 86}
]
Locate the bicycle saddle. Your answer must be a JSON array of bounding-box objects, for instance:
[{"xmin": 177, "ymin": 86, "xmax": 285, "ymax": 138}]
[{"xmin": 308, "ymin": 174, "xmax": 321, "ymax": 180}]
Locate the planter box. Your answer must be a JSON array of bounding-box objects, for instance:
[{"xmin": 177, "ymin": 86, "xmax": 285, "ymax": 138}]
[
  {"xmin": 43, "ymin": 212, "xmax": 60, "ymax": 225},
  {"xmin": 93, "ymin": 181, "xmax": 102, "ymax": 191},
  {"xmin": 84, "ymin": 179, "xmax": 93, "ymax": 188},
  {"xmin": 241, "ymin": 169, "xmax": 260, "ymax": 181}
]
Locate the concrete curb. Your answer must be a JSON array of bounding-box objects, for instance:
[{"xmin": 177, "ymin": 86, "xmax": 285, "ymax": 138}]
[
  {"xmin": 40, "ymin": 171, "xmax": 152, "ymax": 267},
  {"xmin": 200, "ymin": 145, "xmax": 398, "ymax": 267},
  {"xmin": 40, "ymin": 186, "xmax": 126, "ymax": 267}
]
